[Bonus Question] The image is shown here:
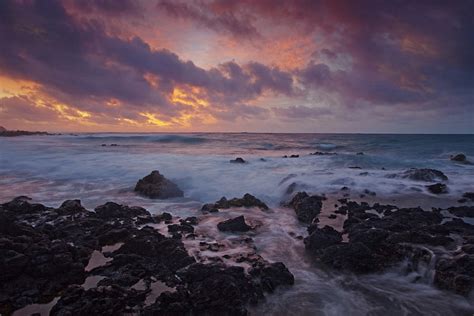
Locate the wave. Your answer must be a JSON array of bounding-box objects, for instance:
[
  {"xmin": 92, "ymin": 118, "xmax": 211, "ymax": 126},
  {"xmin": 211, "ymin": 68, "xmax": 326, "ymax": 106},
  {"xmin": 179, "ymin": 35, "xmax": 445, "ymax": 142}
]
[
  {"xmin": 315, "ymin": 143, "xmax": 339, "ymax": 150},
  {"xmin": 79, "ymin": 134, "xmax": 207, "ymax": 144}
]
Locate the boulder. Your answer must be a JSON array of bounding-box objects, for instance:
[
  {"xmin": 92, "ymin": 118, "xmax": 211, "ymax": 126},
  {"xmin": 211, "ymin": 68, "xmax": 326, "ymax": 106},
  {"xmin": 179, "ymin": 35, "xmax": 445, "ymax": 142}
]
[
  {"xmin": 399, "ymin": 168, "xmax": 448, "ymax": 182},
  {"xmin": 230, "ymin": 157, "xmax": 246, "ymax": 163},
  {"xmin": 217, "ymin": 216, "xmax": 252, "ymax": 232},
  {"xmin": 134, "ymin": 171, "xmax": 183, "ymax": 199},
  {"xmin": 450, "ymin": 153, "xmax": 467, "ymax": 162},
  {"xmin": 427, "ymin": 183, "xmax": 448, "ymax": 194}
]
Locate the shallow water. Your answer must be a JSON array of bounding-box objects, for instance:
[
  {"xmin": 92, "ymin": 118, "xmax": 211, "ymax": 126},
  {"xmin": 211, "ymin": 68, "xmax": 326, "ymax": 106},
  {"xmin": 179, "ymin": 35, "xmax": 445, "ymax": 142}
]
[{"xmin": 1, "ymin": 133, "xmax": 473, "ymax": 315}]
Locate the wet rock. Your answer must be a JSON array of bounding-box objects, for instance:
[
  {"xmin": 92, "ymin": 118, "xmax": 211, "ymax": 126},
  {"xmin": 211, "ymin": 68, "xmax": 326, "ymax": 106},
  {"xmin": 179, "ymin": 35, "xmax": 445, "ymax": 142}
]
[
  {"xmin": 58, "ymin": 200, "xmax": 88, "ymax": 215},
  {"xmin": 134, "ymin": 170, "xmax": 184, "ymax": 199},
  {"xmin": 168, "ymin": 223, "xmax": 194, "ymax": 234},
  {"xmin": 288, "ymin": 192, "xmax": 324, "ymax": 223},
  {"xmin": 249, "ymin": 262, "xmax": 294, "ymax": 292},
  {"xmin": 427, "ymin": 183, "xmax": 448, "ymax": 194},
  {"xmin": 180, "ymin": 216, "xmax": 198, "ymax": 226},
  {"xmin": 434, "ymin": 255, "xmax": 474, "ymax": 295},
  {"xmin": 450, "ymin": 153, "xmax": 467, "ymax": 163},
  {"xmin": 95, "ymin": 202, "xmax": 150, "ymax": 220},
  {"xmin": 396, "ymin": 168, "xmax": 448, "ymax": 182},
  {"xmin": 200, "ymin": 203, "xmax": 219, "ymax": 213},
  {"xmin": 462, "ymin": 192, "xmax": 474, "ymax": 201},
  {"xmin": 98, "ymin": 228, "xmax": 130, "ymax": 246},
  {"xmin": 447, "ymin": 206, "xmax": 474, "ymax": 217},
  {"xmin": 303, "ymin": 199, "xmax": 472, "ymax": 290},
  {"xmin": 304, "ymin": 226, "xmax": 342, "ymax": 253},
  {"xmin": 154, "ymin": 212, "xmax": 172, "ymax": 222},
  {"xmin": 230, "ymin": 157, "xmax": 246, "ymax": 163},
  {"xmin": 1, "ymin": 197, "xmax": 294, "ymax": 315},
  {"xmin": 205, "ymin": 194, "xmax": 269, "ymax": 211},
  {"xmin": 310, "ymin": 152, "xmax": 337, "ymax": 156},
  {"xmin": 217, "ymin": 216, "xmax": 252, "ymax": 232},
  {"xmin": 363, "ymin": 189, "xmax": 376, "ymax": 196},
  {"xmin": 147, "ymin": 263, "xmax": 260, "ymax": 315},
  {"xmin": 356, "ymin": 152, "xmax": 364, "ymax": 155},
  {"xmin": 50, "ymin": 285, "xmax": 142, "ymax": 315}
]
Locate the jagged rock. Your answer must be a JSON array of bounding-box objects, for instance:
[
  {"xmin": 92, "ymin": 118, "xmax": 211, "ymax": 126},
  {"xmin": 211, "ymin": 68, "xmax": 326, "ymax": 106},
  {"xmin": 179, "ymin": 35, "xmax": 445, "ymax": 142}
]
[
  {"xmin": 200, "ymin": 203, "xmax": 219, "ymax": 213},
  {"xmin": 394, "ymin": 168, "xmax": 448, "ymax": 182},
  {"xmin": 288, "ymin": 192, "xmax": 324, "ymax": 223},
  {"xmin": 249, "ymin": 262, "xmax": 295, "ymax": 292},
  {"xmin": 304, "ymin": 226, "xmax": 342, "ymax": 253},
  {"xmin": 1, "ymin": 197, "xmax": 294, "ymax": 315},
  {"xmin": 217, "ymin": 216, "xmax": 252, "ymax": 232},
  {"xmin": 168, "ymin": 223, "xmax": 194, "ymax": 234},
  {"xmin": 427, "ymin": 183, "xmax": 448, "ymax": 194},
  {"xmin": 134, "ymin": 171, "xmax": 183, "ymax": 199},
  {"xmin": 95, "ymin": 202, "xmax": 149, "ymax": 219},
  {"xmin": 447, "ymin": 206, "xmax": 474, "ymax": 217},
  {"xmin": 434, "ymin": 255, "xmax": 474, "ymax": 295},
  {"xmin": 203, "ymin": 194, "xmax": 269, "ymax": 211}
]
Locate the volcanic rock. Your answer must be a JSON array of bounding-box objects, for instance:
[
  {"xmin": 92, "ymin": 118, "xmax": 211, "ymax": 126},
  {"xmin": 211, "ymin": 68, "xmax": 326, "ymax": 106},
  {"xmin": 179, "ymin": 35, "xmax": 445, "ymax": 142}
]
[
  {"xmin": 427, "ymin": 183, "xmax": 448, "ymax": 194},
  {"xmin": 134, "ymin": 171, "xmax": 183, "ymax": 199},
  {"xmin": 217, "ymin": 216, "xmax": 252, "ymax": 232},
  {"xmin": 287, "ymin": 192, "xmax": 324, "ymax": 223}
]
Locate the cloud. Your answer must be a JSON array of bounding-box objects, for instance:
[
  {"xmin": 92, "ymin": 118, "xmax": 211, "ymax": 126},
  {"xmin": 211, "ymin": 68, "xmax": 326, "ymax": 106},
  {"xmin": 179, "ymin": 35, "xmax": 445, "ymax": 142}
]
[
  {"xmin": 0, "ymin": 0, "xmax": 294, "ymax": 128},
  {"xmin": 0, "ymin": 0, "xmax": 473, "ymax": 132},
  {"xmin": 68, "ymin": 0, "xmax": 141, "ymax": 16},
  {"xmin": 157, "ymin": 0, "xmax": 259, "ymax": 39},
  {"xmin": 273, "ymin": 105, "xmax": 332, "ymax": 120}
]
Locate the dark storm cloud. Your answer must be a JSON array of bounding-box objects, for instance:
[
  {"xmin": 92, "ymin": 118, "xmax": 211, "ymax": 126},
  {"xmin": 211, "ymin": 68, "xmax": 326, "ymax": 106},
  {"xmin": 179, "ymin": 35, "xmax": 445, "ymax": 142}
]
[
  {"xmin": 0, "ymin": 0, "xmax": 294, "ymax": 120},
  {"xmin": 69, "ymin": 0, "xmax": 141, "ymax": 15},
  {"xmin": 157, "ymin": 0, "xmax": 259, "ymax": 39},
  {"xmin": 161, "ymin": 0, "xmax": 474, "ymax": 109},
  {"xmin": 273, "ymin": 105, "xmax": 333, "ymax": 120}
]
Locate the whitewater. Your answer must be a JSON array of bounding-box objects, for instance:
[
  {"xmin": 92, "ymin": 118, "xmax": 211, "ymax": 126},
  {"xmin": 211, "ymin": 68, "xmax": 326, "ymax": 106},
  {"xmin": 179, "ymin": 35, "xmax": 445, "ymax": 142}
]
[{"xmin": 1, "ymin": 133, "xmax": 474, "ymax": 315}]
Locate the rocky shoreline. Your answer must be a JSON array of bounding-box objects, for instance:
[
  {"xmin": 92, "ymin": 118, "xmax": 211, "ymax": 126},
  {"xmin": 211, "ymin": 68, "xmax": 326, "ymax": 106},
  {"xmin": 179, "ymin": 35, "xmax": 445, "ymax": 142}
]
[
  {"xmin": 0, "ymin": 196, "xmax": 294, "ymax": 315},
  {"xmin": 1, "ymin": 169, "xmax": 473, "ymax": 315},
  {"xmin": 0, "ymin": 126, "xmax": 55, "ymax": 137}
]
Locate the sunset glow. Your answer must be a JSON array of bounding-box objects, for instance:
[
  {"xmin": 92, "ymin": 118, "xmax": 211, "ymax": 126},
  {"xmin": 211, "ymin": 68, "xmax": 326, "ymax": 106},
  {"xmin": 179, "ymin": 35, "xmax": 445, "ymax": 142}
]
[{"xmin": 0, "ymin": 0, "xmax": 472, "ymax": 133}]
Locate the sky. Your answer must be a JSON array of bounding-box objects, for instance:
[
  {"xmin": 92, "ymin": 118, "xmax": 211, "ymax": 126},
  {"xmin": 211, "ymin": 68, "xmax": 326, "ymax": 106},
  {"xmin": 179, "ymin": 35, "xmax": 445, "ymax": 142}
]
[{"xmin": 0, "ymin": 0, "xmax": 473, "ymax": 133}]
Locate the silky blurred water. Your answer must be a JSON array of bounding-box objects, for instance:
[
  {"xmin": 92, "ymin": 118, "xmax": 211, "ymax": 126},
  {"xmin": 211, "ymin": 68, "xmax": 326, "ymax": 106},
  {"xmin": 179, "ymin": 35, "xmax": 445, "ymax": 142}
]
[{"xmin": 1, "ymin": 133, "xmax": 473, "ymax": 315}]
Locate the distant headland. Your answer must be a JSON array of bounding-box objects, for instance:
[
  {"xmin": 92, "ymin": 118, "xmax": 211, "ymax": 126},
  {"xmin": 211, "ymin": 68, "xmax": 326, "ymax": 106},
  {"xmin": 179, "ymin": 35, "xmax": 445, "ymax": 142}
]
[{"xmin": 0, "ymin": 126, "xmax": 56, "ymax": 137}]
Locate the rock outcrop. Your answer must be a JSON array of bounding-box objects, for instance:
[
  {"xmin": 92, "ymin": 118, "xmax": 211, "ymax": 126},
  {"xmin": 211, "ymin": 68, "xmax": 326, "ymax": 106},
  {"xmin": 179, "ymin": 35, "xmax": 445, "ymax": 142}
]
[
  {"xmin": 201, "ymin": 193, "xmax": 269, "ymax": 212},
  {"xmin": 0, "ymin": 197, "xmax": 294, "ymax": 315},
  {"xmin": 217, "ymin": 215, "xmax": 252, "ymax": 232},
  {"xmin": 134, "ymin": 171, "xmax": 183, "ymax": 199},
  {"xmin": 427, "ymin": 183, "xmax": 448, "ymax": 194},
  {"xmin": 287, "ymin": 192, "xmax": 325, "ymax": 223}
]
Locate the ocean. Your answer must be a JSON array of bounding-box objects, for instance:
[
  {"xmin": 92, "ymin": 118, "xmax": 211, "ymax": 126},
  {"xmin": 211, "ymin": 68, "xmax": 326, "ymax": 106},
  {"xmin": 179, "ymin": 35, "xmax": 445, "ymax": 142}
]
[{"xmin": 1, "ymin": 133, "xmax": 474, "ymax": 315}]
